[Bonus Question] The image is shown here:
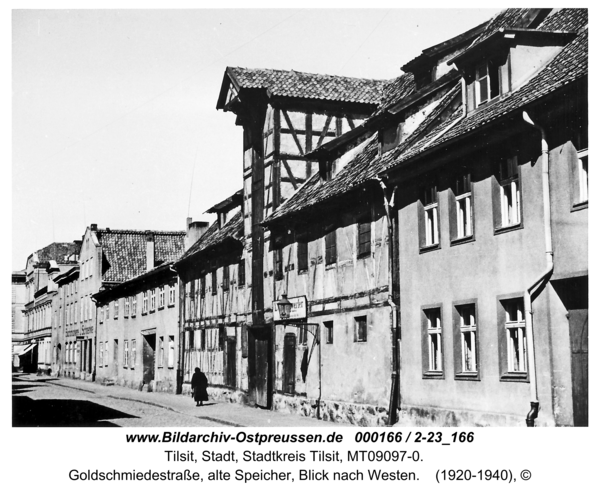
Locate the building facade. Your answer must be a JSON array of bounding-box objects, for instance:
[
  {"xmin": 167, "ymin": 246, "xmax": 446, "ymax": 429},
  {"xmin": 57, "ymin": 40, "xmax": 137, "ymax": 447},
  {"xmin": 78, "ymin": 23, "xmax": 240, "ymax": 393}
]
[
  {"xmin": 51, "ymin": 266, "xmax": 80, "ymax": 377},
  {"xmin": 11, "ymin": 271, "xmax": 27, "ymax": 369}
]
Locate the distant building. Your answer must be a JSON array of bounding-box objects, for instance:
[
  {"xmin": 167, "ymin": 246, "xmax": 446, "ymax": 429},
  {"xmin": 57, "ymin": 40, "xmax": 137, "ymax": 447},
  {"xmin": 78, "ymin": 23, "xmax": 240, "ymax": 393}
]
[
  {"xmin": 51, "ymin": 266, "xmax": 80, "ymax": 377},
  {"xmin": 11, "ymin": 270, "xmax": 26, "ymax": 370},
  {"xmin": 20, "ymin": 242, "xmax": 80, "ymax": 373},
  {"xmin": 74, "ymin": 224, "xmax": 186, "ymax": 381}
]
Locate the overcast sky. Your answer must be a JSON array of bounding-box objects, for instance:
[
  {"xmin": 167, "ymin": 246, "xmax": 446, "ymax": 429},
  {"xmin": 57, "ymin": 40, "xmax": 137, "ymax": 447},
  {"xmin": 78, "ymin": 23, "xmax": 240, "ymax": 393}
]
[{"xmin": 12, "ymin": 8, "xmax": 501, "ymax": 271}]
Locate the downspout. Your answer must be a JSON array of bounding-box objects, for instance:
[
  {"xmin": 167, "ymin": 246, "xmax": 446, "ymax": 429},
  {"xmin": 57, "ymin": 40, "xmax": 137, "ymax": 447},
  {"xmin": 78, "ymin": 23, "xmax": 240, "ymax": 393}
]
[
  {"xmin": 522, "ymin": 111, "xmax": 553, "ymax": 427},
  {"xmin": 378, "ymin": 177, "xmax": 399, "ymax": 425},
  {"xmin": 427, "ymin": 76, "xmax": 467, "ymax": 147}
]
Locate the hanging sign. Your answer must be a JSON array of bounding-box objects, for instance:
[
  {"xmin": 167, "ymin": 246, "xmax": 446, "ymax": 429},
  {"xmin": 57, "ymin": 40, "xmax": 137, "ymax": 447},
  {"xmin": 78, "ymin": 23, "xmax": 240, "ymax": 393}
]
[{"xmin": 273, "ymin": 295, "xmax": 307, "ymax": 321}]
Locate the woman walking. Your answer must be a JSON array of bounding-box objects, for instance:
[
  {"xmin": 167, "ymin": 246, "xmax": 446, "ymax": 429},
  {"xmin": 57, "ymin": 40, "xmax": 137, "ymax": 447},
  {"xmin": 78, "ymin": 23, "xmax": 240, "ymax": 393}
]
[{"xmin": 191, "ymin": 367, "xmax": 208, "ymax": 406}]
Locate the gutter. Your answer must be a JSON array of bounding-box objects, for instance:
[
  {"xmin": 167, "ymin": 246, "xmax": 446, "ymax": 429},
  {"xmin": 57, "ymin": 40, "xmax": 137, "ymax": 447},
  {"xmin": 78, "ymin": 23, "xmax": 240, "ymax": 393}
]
[
  {"xmin": 378, "ymin": 177, "xmax": 400, "ymax": 425},
  {"xmin": 522, "ymin": 111, "xmax": 554, "ymax": 427}
]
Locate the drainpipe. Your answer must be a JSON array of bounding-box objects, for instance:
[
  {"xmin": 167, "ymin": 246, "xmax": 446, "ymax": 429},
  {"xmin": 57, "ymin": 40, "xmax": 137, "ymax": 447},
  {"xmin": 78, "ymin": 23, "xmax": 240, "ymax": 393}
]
[
  {"xmin": 427, "ymin": 76, "xmax": 467, "ymax": 147},
  {"xmin": 378, "ymin": 177, "xmax": 400, "ymax": 425},
  {"xmin": 522, "ymin": 111, "xmax": 553, "ymax": 427}
]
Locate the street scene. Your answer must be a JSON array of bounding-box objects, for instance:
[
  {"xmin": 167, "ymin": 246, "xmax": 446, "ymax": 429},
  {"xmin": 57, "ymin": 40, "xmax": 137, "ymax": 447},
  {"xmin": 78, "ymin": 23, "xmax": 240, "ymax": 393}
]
[{"xmin": 13, "ymin": 8, "xmax": 587, "ymax": 428}]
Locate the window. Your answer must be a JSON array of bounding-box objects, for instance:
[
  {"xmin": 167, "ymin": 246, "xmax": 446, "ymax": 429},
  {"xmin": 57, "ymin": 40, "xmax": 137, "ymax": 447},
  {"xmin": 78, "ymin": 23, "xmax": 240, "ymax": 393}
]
[
  {"xmin": 168, "ymin": 284, "xmax": 176, "ymax": 306},
  {"xmin": 355, "ymin": 316, "xmax": 367, "ymax": 342},
  {"xmin": 324, "ymin": 321, "xmax": 334, "ymax": 344},
  {"xmin": 124, "ymin": 297, "xmax": 130, "ymax": 317},
  {"xmin": 357, "ymin": 220, "xmax": 371, "ymax": 258},
  {"xmin": 168, "ymin": 336, "xmax": 175, "ymax": 368},
  {"xmin": 99, "ymin": 342, "xmax": 104, "ymax": 367},
  {"xmin": 142, "ymin": 291, "xmax": 148, "ymax": 314},
  {"xmin": 325, "ymin": 230, "xmax": 337, "ymax": 265},
  {"xmin": 422, "ymin": 307, "xmax": 443, "ymax": 376},
  {"xmin": 453, "ymin": 303, "xmax": 478, "ymax": 377},
  {"xmin": 501, "ymin": 298, "xmax": 527, "ymax": 376},
  {"xmin": 131, "ymin": 339, "xmax": 136, "ymax": 368},
  {"xmin": 274, "ymin": 248, "xmax": 283, "ymax": 280},
  {"xmin": 422, "ymin": 185, "xmax": 439, "ymax": 248},
  {"xmin": 99, "ymin": 306, "xmax": 103, "ymax": 324},
  {"xmin": 158, "ymin": 337, "xmax": 164, "ymax": 367},
  {"xmin": 188, "ymin": 329, "xmax": 195, "ymax": 349},
  {"xmin": 223, "ymin": 265, "xmax": 230, "ymax": 290},
  {"xmin": 124, "ymin": 340, "xmax": 129, "ymax": 367},
  {"xmin": 574, "ymin": 148, "xmax": 588, "ymax": 206},
  {"xmin": 452, "ymin": 174, "xmax": 473, "ymax": 240},
  {"xmin": 105, "ymin": 341, "xmax": 108, "ymax": 367},
  {"xmin": 498, "ymin": 156, "xmax": 521, "ymax": 228},
  {"xmin": 200, "ymin": 275, "xmax": 206, "ymax": 299},
  {"xmin": 131, "ymin": 295, "xmax": 137, "ymax": 316},
  {"xmin": 159, "ymin": 286, "xmax": 165, "ymax": 308},
  {"xmin": 475, "ymin": 60, "xmax": 500, "ymax": 107},
  {"xmin": 298, "ymin": 326, "xmax": 307, "ymax": 345},
  {"xmin": 150, "ymin": 289, "xmax": 156, "ymax": 312},
  {"xmin": 114, "ymin": 300, "xmax": 119, "ymax": 319},
  {"xmin": 238, "ymin": 259, "xmax": 246, "ymax": 286},
  {"xmin": 297, "ymin": 238, "xmax": 308, "ymax": 272},
  {"xmin": 211, "ymin": 271, "xmax": 217, "ymax": 295}
]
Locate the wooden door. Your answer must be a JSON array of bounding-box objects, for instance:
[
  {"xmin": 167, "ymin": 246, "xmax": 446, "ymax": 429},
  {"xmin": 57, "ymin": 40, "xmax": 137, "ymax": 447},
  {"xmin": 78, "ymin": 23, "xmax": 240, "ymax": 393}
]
[
  {"xmin": 569, "ymin": 309, "xmax": 588, "ymax": 426},
  {"xmin": 248, "ymin": 327, "xmax": 271, "ymax": 408},
  {"xmin": 283, "ymin": 334, "xmax": 296, "ymax": 394}
]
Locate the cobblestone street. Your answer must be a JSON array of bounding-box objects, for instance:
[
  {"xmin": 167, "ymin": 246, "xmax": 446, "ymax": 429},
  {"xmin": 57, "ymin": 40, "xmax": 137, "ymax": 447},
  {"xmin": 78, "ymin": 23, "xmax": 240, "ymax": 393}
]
[{"xmin": 12, "ymin": 374, "xmax": 345, "ymax": 427}]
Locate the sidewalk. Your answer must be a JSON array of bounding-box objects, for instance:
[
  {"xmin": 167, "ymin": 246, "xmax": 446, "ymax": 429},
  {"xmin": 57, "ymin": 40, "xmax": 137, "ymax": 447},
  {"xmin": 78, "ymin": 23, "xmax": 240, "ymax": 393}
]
[{"xmin": 15, "ymin": 374, "xmax": 347, "ymax": 427}]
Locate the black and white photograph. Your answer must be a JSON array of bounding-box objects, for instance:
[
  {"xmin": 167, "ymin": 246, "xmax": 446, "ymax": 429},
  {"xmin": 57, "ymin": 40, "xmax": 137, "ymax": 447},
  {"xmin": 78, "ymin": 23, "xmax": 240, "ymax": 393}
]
[{"xmin": 8, "ymin": 3, "xmax": 592, "ymax": 489}]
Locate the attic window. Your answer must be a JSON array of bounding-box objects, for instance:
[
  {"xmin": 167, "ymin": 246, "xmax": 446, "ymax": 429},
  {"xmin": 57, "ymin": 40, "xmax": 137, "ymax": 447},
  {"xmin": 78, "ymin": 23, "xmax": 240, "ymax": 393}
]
[{"xmin": 475, "ymin": 60, "xmax": 500, "ymax": 107}]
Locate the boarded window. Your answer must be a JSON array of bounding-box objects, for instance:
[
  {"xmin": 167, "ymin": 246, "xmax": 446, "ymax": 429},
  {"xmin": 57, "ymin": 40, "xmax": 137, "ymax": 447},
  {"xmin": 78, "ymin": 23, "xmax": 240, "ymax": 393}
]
[
  {"xmin": 325, "ymin": 230, "xmax": 336, "ymax": 265},
  {"xmin": 357, "ymin": 220, "xmax": 371, "ymax": 258}
]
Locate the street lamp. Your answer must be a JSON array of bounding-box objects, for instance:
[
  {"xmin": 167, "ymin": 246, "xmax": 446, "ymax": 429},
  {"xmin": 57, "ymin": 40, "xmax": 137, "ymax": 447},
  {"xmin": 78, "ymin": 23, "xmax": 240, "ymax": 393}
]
[{"xmin": 275, "ymin": 294, "xmax": 322, "ymax": 419}]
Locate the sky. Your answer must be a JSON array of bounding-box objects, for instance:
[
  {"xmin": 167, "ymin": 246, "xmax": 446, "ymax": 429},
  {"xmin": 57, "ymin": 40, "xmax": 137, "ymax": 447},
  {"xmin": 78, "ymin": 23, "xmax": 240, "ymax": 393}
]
[{"xmin": 12, "ymin": 7, "xmax": 502, "ymax": 271}]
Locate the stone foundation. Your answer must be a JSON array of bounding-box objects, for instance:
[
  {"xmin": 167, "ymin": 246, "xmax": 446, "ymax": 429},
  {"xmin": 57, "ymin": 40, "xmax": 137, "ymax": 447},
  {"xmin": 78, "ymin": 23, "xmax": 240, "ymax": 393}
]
[
  {"xmin": 182, "ymin": 384, "xmax": 249, "ymax": 406},
  {"xmin": 273, "ymin": 394, "xmax": 390, "ymax": 426}
]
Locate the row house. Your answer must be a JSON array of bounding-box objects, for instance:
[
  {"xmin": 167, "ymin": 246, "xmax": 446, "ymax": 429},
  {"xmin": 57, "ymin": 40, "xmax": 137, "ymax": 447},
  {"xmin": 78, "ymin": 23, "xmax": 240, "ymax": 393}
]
[
  {"xmin": 51, "ymin": 266, "xmax": 80, "ymax": 377},
  {"xmin": 174, "ymin": 194, "xmax": 245, "ymax": 399},
  {"xmin": 264, "ymin": 8, "xmax": 587, "ymax": 426},
  {"xmin": 11, "ymin": 270, "xmax": 26, "ymax": 370},
  {"xmin": 20, "ymin": 242, "xmax": 80, "ymax": 374},
  {"xmin": 93, "ymin": 260, "xmax": 182, "ymax": 392},
  {"xmin": 71, "ymin": 224, "xmax": 185, "ymax": 381}
]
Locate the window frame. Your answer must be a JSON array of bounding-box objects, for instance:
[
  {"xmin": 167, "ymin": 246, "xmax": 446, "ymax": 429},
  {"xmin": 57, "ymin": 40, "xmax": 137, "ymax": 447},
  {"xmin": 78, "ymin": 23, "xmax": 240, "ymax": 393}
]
[
  {"xmin": 211, "ymin": 270, "xmax": 217, "ymax": 296},
  {"xmin": 142, "ymin": 291, "xmax": 148, "ymax": 315},
  {"xmin": 571, "ymin": 147, "xmax": 588, "ymax": 210},
  {"xmin": 475, "ymin": 59, "xmax": 500, "ymax": 108},
  {"xmin": 131, "ymin": 295, "xmax": 137, "ymax": 317},
  {"xmin": 497, "ymin": 295, "xmax": 529, "ymax": 382},
  {"xmin": 124, "ymin": 297, "xmax": 130, "ymax": 318},
  {"xmin": 419, "ymin": 184, "xmax": 440, "ymax": 251},
  {"xmin": 222, "ymin": 265, "xmax": 231, "ymax": 291},
  {"xmin": 493, "ymin": 155, "xmax": 523, "ymax": 233},
  {"xmin": 421, "ymin": 304, "xmax": 444, "ymax": 379},
  {"xmin": 357, "ymin": 218, "xmax": 372, "ymax": 259},
  {"xmin": 238, "ymin": 259, "xmax": 246, "ymax": 286},
  {"xmin": 150, "ymin": 289, "xmax": 156, "ymax": 312},
  {"xmin": 168, "ymin": 284, "xmax": 176, "ymax": 306},
  {"xmin": 113, "ymin": 299, "xmax": 119, "ymax": 319},
  {"xmin": 158, "ymin": 286, "xmax": 165, "ymax": 309},
  {"xmin": 354, "ymin": 316, "xmax": 367, "ymax": 343},
  {"xmin": 274, "ymin": 248, "xmax": 284, "ymax": 281},
  {"xmin": 324, "ymin": 321, "xmax": 334, "ymax": 344},
  {"xmin": 167, "ymin": 336, "xmax": 175, "ymax": 368},
  {"xmin": 123, "ymin": 339, "xmax": 129, "ymax": 368},
  {"xmin": 131, "ymin": 339, "xmax": 136, "ymax": 369},
  {"xmin": 453, "ymin": 301, "xmax": 480, "ymax": 380},
  {"xmin": 325, "ymin": 229, "xmax": 337, "ymax": 266},
  {"xmin": 449, "ymin": 173, "xmax": 475, "ymax": 244},
  {"xmin": 158, "ymin": 336, "xmax": 164, "ymax": 368}
]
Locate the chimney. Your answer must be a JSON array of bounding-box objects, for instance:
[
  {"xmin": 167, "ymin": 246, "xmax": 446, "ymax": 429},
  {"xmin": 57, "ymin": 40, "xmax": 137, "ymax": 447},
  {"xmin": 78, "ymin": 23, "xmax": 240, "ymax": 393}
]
[
  {"xmin": 146, "ymin": 231, "xmax": 155, "ymax": 272},
  {"xmin": 90, "ymin": 224, "xmax": 97, "ymax": 231},
  {"xmin": 185, "ymin": 217, "xmax": 209, "ymax": 251}
]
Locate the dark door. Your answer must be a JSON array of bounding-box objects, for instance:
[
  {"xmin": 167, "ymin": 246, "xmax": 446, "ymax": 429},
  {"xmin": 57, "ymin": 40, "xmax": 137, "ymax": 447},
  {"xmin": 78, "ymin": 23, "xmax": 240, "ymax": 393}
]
[
  {"xmin": 226, "ymin": 337, "xmax": 236, "ymax": 388},
  {"xmin": 142, "ymin": 334, "xmax": 156, "ymax": 384},
  {"xmin": 248, "ymin": 327, "xmax": 271, "ymax": 408},
  {"xmin": 569, "ymin": 309, "xmax": 588, "ymax": 426},
  {"xmin": 283, "ymin": 334, "xmax": 296, "ymax": 394}
]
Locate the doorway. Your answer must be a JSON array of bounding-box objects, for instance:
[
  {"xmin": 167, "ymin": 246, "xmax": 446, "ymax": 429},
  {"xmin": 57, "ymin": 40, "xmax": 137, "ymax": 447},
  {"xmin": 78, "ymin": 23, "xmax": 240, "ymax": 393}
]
[{"xmin": 248, "ymin": 326, "xmax": 272, "ymax": 408}]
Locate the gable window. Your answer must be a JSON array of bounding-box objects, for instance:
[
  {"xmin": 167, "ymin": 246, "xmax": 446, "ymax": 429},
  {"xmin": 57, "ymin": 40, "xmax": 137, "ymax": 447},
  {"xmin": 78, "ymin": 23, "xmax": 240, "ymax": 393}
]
[
  {"xmin": 354, "ymin": 316, "xmax": 367, "ymax": 342},
  {"xmin": 142, "ymin": 291, "xmax": 148, "ymax": 314},
  {"xmin": 274, "ymin": 248, "xmax": 283, "ymax": 280},
  {"xmin": 158, "ymin": 286, "xmax": 165, "ymax": 308},
  {"xmin": 357, "ymin": 219, "xmax": 371, "ymax": 258},
  {"xmin": 421, "ymin": 184, "xmax": 439, "ymax": 248},
  {"xmin": 238, "ymin": 259, "xmax": 246, "ymax": 286},
  {"xmin": 325, "ymin": 230, "xmax": 337, "ymax": 266},
  {"xmin": 453, "ymin": 303, "xmax": 478, "ymax": 378},
  {"xmin": 168, "ymin": 284, "xmax": 176, "ymax": 306},
  {"xmin": 422, "ymin": 306, "xmax": 443, "ymax": 377},
  {"xmin": 222, "ymin": 265, "xmax": 230, "ymax": 291},
  {"xmin": 452, "ymin": 174, "xmax": 473, "ymax": 240},
  {"xmin": 475, "ymin": 60, "xmax": 500, "ymax": 107}
]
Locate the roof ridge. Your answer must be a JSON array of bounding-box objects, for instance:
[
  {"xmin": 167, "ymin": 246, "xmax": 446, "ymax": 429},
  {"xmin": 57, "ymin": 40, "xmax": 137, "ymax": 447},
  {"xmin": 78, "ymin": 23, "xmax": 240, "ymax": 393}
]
[{"xmin": 98, "ymin": 228, "xmax": 186, "ymax": 235}]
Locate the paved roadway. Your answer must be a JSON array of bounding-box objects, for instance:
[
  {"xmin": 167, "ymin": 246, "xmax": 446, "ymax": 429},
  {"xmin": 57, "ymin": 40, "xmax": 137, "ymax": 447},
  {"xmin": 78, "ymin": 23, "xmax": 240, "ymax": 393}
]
[{"xmin": 12, "ymin": 374, "xmax": 345, "ymax": 427}]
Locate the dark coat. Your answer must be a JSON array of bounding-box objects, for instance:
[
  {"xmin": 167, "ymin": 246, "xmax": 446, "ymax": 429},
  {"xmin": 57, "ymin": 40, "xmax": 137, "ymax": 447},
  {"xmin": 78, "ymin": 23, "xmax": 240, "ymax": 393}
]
[{"xmin": 191, "ymin": 371, "xmax": 209, "ymax": 402}]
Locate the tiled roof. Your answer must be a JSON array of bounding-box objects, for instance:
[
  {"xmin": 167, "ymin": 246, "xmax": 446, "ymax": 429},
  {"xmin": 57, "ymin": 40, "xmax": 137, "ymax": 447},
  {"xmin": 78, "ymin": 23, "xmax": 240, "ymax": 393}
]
[
  {"xmin": 94, "ymin": 262, "xmax": 175, "ymax": 302},
  {"xmin": 264, "ymin": 9, "xmax": 587, "ymax": 226},
  {"xmin": 34, "ymin": 242, "xmax": 80, "ymax": 265},
  {"xmin": 265, "ymin": 84, "xmax": 460, "ymax": 224},
  {"xmin": 538, "ymin": 8, "xmax": 587, "ymax": 32},
  {"xmin": 97, "ymin": 229, "xmax": 185, "ymax": 283},
  {"xmin": 379, "ymin": 73, "xmax": 416, "ymax": 112},
  {"xmin": 226, "ymin": 67, "xmax": 386, "ymax": 105},
  {"xmin": 386, "ymin": 25, "xmax": 587, "ymax": 168},
  {"xmin": 465, "ymin": 8, "xmax": 534, "ymax": 52},
  {"xmin": 176, "ymin": 211, "xmax": 243, "ymax": 264}
]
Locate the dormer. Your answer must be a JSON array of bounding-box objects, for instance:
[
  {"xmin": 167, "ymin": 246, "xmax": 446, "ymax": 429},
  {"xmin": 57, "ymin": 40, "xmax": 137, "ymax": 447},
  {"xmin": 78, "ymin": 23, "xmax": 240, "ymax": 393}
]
[
  {"xmin": 450, "ymin": 25, "xmax": 576, "ymax": 113},
  {"xmin": 206, "ymin": 189, "xmax": 243, "ymax": 229}
]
